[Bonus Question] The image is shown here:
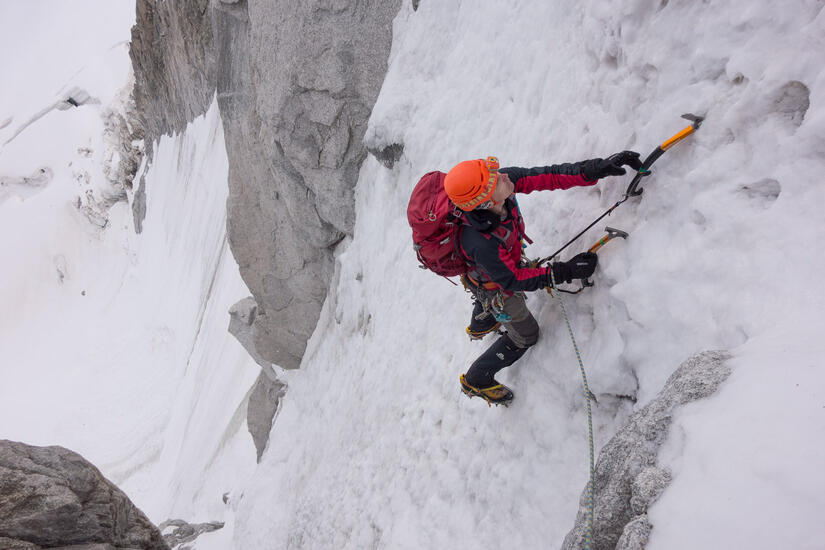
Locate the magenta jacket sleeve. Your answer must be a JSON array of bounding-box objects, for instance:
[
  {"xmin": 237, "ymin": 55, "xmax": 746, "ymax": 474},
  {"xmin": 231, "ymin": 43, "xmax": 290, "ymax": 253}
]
[{"xmin": 501, "ymin": 163, "xmax": 597, "ymax": 194}]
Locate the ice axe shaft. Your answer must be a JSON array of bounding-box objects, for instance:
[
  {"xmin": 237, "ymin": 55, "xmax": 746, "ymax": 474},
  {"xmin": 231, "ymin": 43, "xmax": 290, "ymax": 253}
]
[
  {"xmin": 539, "ymin": 114, "xmax": 704, "ymax": 267},
  {"xmin": 663, "ymin": 113, "xmax": 704, "ymax": 151},
  {"xmin": 548, "ymin": 226, "xmax": 628, "ymax": 295},
  {"xmin": 626, "ymin": 113, "xmax": 704, "ymax": 197},
  {"xmin": 588, "ymin": 226, "xmax": 628, "ymax": 253}
]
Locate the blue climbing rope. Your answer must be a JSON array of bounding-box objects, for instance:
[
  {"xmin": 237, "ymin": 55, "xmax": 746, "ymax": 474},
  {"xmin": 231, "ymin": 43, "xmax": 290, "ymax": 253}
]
[{"xmin": 549, "ymin": 270, "xmax": 595, "ymax": 549}]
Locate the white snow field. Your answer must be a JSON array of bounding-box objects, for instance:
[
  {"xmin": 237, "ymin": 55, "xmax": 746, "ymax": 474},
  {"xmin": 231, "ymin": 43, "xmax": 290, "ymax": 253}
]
[
  {"xmin": 0, "ymin": 0, "xmax": 259, "ymax": 539},
  {"xmin": 234, "ymin": 2, "xmax": 825, "ymax": 549},
  {"xmin": 1, "ymin": 1, "xmax": 824, "ymax": 550}
]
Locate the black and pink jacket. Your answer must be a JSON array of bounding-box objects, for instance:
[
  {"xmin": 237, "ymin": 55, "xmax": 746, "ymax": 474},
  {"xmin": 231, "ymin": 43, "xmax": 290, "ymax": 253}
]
[{"xmin": 458, "ymin": 163, "xmax": 596, "ymax": 292}]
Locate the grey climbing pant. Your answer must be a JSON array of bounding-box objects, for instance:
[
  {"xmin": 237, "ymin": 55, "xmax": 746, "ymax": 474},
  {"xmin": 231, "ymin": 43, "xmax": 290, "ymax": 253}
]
[
  {"xmin": 464, "ymin": 293, "xmax": 540, "ymax": 387},
  {"xmin": 497, "ymin": 292, "xmax": 540, "ymax": 349}
]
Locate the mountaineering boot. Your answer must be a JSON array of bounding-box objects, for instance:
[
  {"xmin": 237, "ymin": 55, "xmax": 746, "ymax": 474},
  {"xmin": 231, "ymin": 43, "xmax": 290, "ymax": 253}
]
[
  {"xmin": 460, "ymin": 374, "xmax": 514, "ymax": 407},
  {"xmin": 460, "ymin": 334, "xmax": 530, "ymax": 407},
  {"xmin": 466, "ymin": 300, "xmax": 500, "ymax": 340},
  {"xmin": 464, "ymin": 334, "xmax": 528, "ymax": 388}
]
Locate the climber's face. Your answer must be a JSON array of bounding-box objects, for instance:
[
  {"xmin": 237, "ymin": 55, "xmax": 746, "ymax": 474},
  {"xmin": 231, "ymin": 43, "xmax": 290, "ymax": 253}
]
[{"xmin": 491, "ymin": 172, "xmax": 514, "ymax": 206}]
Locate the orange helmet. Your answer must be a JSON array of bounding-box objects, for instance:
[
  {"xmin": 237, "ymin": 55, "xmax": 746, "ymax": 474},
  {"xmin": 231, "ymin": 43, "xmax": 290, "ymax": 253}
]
[{"xmin": 444, "ymin": 156, "xmax": 499, "ymax": 211}]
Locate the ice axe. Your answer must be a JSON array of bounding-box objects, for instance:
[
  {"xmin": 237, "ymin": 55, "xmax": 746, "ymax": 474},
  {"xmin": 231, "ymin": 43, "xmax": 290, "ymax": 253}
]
[
  {"xmin": 587, "ymin": 226, "xmax": 628, "ymax": 253},
  {"xmin": 539, "ymin": 113, "xmax": 704, "ymax": 268},
  {"xmin": 625, "ymin": 113, "xmax": 704, "ymax": 197},
  {"xmin": 582, "ymin": 226, "xmax": 628, "ymax": 289},
  {"xmin": 557, "ymin": 226, "xmax": 628, "ymax": 293}
]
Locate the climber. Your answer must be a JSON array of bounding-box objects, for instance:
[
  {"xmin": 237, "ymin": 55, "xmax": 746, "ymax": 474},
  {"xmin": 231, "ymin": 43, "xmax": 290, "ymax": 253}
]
[{"xmin": 446, "ymin": 152, "xmax": 642, "ymax": 406}]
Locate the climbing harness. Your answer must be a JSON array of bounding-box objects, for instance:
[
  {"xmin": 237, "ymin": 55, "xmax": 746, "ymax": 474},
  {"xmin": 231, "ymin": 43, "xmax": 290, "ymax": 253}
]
[
  {"xmin": 461, "ymin": 274, "xmax": 522, "ymax": 324},
  {"xmin": 538, "ymin": 113, "xmax": 704, "ymax": 268},
  {"xmin": 549, "ymin": 268, "xmax": 596, "ymax": 550}
]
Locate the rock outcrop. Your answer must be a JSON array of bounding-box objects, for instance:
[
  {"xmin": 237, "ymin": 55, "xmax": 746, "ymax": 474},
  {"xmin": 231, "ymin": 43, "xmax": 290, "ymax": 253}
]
[
  {"xmin": 129, "ymin": 0, "xmax": 216, "ymax": 147},
  {"xmin": 229, "ymin": 297, "xmax": 287, "ymax": 460},
  {"xmin": 158, "ymin": 519, "xmax": 224, "ymax": 549},
  {"xmin": 246, "ymin": 372, "xmax": 287, "ymax": 462},
  {"xmin": 561, "ymin": 351, "xmax": 732, "ymax": 550},
  {"xmin": 0, "ymin": 440, "xmax": 168, "ymax": 550},
  {"xmin": 129, "ymin": 0, "xmax": 216, "ymax": 234},
  {"xmin": 214, "ymin": 0, "xmax": 400, "ymax": 369},
  {"xmin": 131, "ymin": 0, "xmax": 401, "ymax": 370}
]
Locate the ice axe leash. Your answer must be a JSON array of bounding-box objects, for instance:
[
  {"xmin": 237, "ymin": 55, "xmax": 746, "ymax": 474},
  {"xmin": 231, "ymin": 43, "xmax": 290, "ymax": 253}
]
[{"xmin": 538, "ymin": 113, "xmax": 705, "ymax": 268}]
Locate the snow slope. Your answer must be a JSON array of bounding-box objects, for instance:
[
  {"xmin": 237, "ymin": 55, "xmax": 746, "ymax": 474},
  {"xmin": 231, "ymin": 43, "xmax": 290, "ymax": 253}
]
[
  {"xmin": 0, "ymin": 0, "xmax": 259, "ymax": 531},
  {"xmin": 233, "ymin": 2, "xmax": 825, "ymax": 549},
  {"xmin": 1, "ymin": 1, "xmax": 824, "ymax": 550}
]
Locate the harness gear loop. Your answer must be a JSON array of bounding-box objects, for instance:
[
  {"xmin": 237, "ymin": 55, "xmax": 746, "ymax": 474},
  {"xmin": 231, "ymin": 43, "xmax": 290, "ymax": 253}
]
[
  {"xmin": 461, "ymin": 274, "xmax": 519, "ymax": 323},
  {"xmin": 549, "ymin": 269, "xmax": 596, "ymax": 550}
]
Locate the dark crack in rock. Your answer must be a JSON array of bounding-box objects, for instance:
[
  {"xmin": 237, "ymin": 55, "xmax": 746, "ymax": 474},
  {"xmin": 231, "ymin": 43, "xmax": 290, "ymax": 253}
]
[
  {"xmin": 0, "ymin": 440, "xmax": 168, "ymax": 550},
  {"xmin": 561, "ymin": 350, "xmax": 732, "ymax": 550}
]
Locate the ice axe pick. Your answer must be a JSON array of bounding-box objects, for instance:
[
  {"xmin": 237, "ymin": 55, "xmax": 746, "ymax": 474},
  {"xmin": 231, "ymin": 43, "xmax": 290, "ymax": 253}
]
[
  {"xmin": 576, "ymin": 226, "xmax": 628, "ymax": 289},
  {"xmin": 588, "ymin": 226, "xmax": 628, "ymax": 254}
]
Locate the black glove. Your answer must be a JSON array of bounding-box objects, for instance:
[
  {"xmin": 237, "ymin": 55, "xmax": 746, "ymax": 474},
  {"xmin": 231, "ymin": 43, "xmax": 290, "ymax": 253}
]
[
  {"xmin": 549, "ymin": 252, "xmax": 598, "ymax": 284},
  {"xmin": 581, "ymin": 151, "xmax": 643, "ymax": 181}
]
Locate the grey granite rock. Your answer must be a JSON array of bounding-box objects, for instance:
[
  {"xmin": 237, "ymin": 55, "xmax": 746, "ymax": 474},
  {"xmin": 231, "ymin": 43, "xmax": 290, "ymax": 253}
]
[
  {"xmin": 615, "ymin": 515, "xmax": 652, "ymax": 550},
  {"xmin": 216, "ymin": 0, "xmax": 400, "ymax": 369},
  {"xmin": 129, "ymin": 0, "xmax": 217, "ymax": 232},
  {"xmin": 228, "ymin": 298, "xmax": 287, "ymax": 461},
  {"xmin": 131, "ymin": 174, "xmax": 147, "ymax": 235},
  {"xmin": 129, "ymin": 0, "xmax": 216, "ymax": 147},
  {"xmin": 0, "ymin": 440, "xmax": 168, "ymax": 550},
  {"xmin": 0, "ymin": 537, "xmax": 41, "ymax": 549},
  {"xmin": 131, "ymin": 0, "xmax": 400, "ymax": 370},
  {"xmin": 45, "ymin": 545, "xmax": 141, "ymax": 550},
  {"xmin": 228, "ymin": 297, "xmax": 273, "ymax": 376},
  {"xmin": 157, "ymin": 519, "xmax": 223, "ymax": 548},
  {"xmin": 102, "ymin": 86, "xmax": 144, "ymax": 194},
  {"xmin": 630, "ymin": 467, "xmax": 671, "ymax": 517},
  {"xmin": 561, "ymin": 350, "xmax": 732, "ymax": 550},
  {"xmin": 246, "ymin": 372, "xmax": 287, "ymax": 462}
]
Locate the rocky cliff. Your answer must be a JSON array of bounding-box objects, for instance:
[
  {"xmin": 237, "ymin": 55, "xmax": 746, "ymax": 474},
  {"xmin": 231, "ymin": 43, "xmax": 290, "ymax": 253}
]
[
  {"xmin": 561, "ymin": 351, "xmax": 732, "ymax": 550},
  {"xmin": 130, "ymin": 0, "xmax": 400, "ymax": 371},
  {"xmin": 0, "ymin": 440, "xmax": 168, "ymax": 550}
]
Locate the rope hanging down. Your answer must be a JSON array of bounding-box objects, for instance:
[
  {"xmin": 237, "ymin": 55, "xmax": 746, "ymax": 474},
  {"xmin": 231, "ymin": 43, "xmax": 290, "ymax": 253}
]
[
  {"xmin": 543, "ymin": 115, "xmax": 705, "ymax": 548},
  {"xmin": 549, "ymin": 269, "xmax": 596, "ymax": 549}
]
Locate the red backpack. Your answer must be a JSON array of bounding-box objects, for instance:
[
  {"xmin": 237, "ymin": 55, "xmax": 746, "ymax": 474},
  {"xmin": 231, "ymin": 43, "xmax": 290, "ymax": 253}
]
[{"xmin": 407, "ymin": 171, "xmax": 468, "ymax": 278}]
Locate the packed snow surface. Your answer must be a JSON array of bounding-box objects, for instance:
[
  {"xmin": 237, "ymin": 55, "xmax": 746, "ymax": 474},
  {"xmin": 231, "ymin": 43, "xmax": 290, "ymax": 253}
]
[
  {"xmin": 0, "ymin": 0, "xmax": 258, "ymax": 537},
  {"xmin": 234, "ymin": 2, "xmax": 825, "ymax": 549},
  {"xmin": 1, "ymin": 1, "xmax": 824, "ymax": 550}
]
